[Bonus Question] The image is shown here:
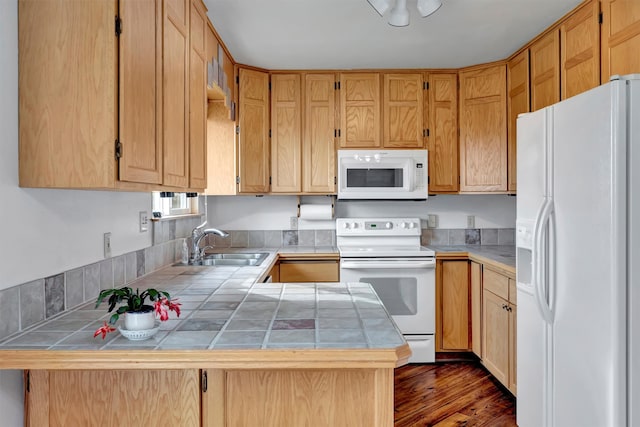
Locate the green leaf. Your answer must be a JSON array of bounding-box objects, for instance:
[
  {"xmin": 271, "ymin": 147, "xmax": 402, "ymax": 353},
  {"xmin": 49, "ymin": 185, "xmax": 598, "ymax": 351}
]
[
  {"xmin": 109, "ymin": 313, "xmax": 119, "ymax": 325},
  {"xmin": 116, "ymin": 306, "xmax": 129, "ymax": 315}
]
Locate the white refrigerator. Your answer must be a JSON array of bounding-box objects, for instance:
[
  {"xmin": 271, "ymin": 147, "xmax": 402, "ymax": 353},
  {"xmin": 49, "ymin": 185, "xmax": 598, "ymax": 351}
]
[{"xmin": 516, "ymin": 75, "xmax": 640, "ymax": 427}]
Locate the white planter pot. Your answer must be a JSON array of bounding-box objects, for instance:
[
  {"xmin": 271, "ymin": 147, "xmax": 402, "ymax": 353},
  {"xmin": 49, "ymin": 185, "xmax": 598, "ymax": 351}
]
[{"xmin": 124, "ymin": 310, "xmax": 155, "ymax": 331}]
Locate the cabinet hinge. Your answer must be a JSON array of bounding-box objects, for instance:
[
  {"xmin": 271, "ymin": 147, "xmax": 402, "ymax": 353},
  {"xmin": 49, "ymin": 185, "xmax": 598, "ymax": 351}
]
[
  {"xmin": 458, "ymin": 176, "xmax": 461, "ymax": 184},
  {"xmin": 236, "ymin": 125, "xmax": 240, "ymax": 135},
  {"xmin": 423, "ymin": 81, "xmax": 429, "ymax": 90},
  {"xmin": 115, "ymin": 139, "xmax": 122, "ymax": 159},
  {"xmin": 334, "ymin": 176, "xmax": 337, "ymax": 185},
  {"xmin": 268, "ymin": 82, "xmax": 272, "ymax": 91},
  {"xmin": 598, "ymin": 12, "xmax": 603, "ymax": 24},
  {"xmin": 236, "ymin": 75, "xmax": 239, "ymax": 84},
  {"xmin": 201, "ymin": 371, "xmax": 208, "ymax": 393},
  {"xmin": 334, "ymin": 81, "xmax": 341, "ymax": 90},
  {"xmin": 269, "ymin": 129, "xmax": 272, "ymax": 138},
  {"xmin": 269, "ymin": 176, "xmax": 272, "ymax": 185},
  {"xmin": 236, "ymin": 176, "xmax": 240, "ymax": 184},
  {"xmin": 115, "ymin": 16, "xmax": 123, "ymax": 37},
  {"xmin": 423, "ymin": 129, "xmax": 430, "ymax": 137},
  {"xmin": 428, "ymin": 176, "xmax": 430, "ymax": 185},
  {"xmin": 26, "ymin": 371, "xmax": 30, "ymax": 393}
]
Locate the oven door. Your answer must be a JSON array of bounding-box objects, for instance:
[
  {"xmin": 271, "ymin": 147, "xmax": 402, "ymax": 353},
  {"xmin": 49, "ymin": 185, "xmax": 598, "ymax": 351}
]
[{"xmin": 339, "ymin": 258, "xmax": 435, "ymax": 335}]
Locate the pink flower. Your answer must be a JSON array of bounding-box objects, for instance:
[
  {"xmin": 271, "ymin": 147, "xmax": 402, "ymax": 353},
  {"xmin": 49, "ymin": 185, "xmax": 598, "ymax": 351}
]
[
  {"xmin": 167, "ymin": 298, "xmax": 182, "ymax": 318},
  {"xmin": 154, "ymin": 298, "xmax": 169, "ymax": 321},
  {"xmin": 94, "ymin": 321, "xmax": 115, "ymax": 339}
]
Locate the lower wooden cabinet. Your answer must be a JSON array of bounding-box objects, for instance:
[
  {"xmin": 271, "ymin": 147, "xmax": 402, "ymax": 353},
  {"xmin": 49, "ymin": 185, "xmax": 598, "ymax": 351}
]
[{"xmin": 436, "ymin": 259, "xmax": 470, "ymax": 351}]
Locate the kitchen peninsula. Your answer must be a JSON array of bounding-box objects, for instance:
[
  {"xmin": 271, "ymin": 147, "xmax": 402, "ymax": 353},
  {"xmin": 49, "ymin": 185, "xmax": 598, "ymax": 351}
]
[{"xmin": 0, "ymin": 251, "xmax": 409, "ymax": 427}]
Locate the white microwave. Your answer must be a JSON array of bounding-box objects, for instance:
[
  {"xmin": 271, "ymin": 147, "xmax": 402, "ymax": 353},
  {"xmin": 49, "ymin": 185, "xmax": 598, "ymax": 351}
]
[{"xmin": 337, "ymin": 149, "xmax": 428, "ymax": 200}]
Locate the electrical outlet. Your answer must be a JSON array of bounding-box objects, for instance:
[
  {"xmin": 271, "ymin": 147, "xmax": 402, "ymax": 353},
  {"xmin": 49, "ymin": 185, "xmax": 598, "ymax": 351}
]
[
  {"xmin": 290, "ymin": 216, "xmax": 298, "ymax": 230},
  {"xmin": 103, "ymin": 232, "xmax": 112, "ymax": 258},
  {"xmin": 139, "ymin": 211, "xmax": 149, "ymax": 232},
  {"xmin": 467, "ymin": 215, "xmax": 475, "ymax": 229},
  {"xmin": 427, "ymin": 214, "xmax": 438, "ymax": 228}
]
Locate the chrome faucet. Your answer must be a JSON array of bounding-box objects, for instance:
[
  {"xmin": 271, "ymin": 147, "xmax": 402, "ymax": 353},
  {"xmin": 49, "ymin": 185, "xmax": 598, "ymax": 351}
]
[{"xmin": 190, "ymin": 224, "xmax": 229, "ymax": 264}]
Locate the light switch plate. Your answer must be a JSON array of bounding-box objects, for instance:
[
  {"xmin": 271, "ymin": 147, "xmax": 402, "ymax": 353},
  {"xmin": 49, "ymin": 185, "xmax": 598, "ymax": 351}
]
[
  {"xmin": 139, "ymin": 211, "xmax": 149, "ymax": 232},
  {"xmin": 427, "ymin": 214, "xmax": 438, "ymax": 228},
  {"xmin": 467, "ymin": 215, "xmax": 475, "ymax": 228},
  {"xmin": 290, "ymin": 216, "xmax": 298, "ymax": 230},
  {"xmin": 103, "ymin": 232, "xmax": 112, "ymax": 258}
]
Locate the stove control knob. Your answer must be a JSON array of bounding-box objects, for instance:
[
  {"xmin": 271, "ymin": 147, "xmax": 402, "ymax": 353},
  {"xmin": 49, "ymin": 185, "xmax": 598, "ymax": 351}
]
[
  {"xmin": 400, "ymin": 222, "xmax": 407, "ymax": 229},
  {"xmin": 408, "ymin": 222, "xmax": 416, "ymax": 229},
  {"xmin": 343, "ymin": 222, "xmax": 350, "ymax": 229},
  {"xmin": 352, "ymin": 222, "xmax": 359, "ymax": 229},
  {"xmin": 385, "ymin": 222, "xmax": 392, "ymax": 229}
]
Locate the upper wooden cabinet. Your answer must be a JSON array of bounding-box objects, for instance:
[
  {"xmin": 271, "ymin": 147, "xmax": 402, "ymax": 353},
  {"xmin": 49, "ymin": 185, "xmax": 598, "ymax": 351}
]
[
  {"xmin": 303, "ymin": 74, "xmax": 337, "ymax": 193},
  {"xmin": 561, "ymin": 0, "xmax": 600, "ymax": 100},
  {"xmin": 383, "ymin": 73, "xmax": 425, "ymax": 148},
  {"xmin": 238, "ymin": 68, "xmax": 270, "ymax": 193},
  {"xmin": 459, "ymin": 64, "xmax": 508, "ymax": 192},
  {"xmin": 271, "ymin": 74, "xmax": 302, "ymax": 193},
  {"xmin": 426, "ymin": 73, "xmax": 459, "ymax": 193},
  {"xmin": 507, "ymin": 50, "xmax": 530, "ymax": 193},
  {"xmin": 189, "ymin": 0, "xmax": 208, "ymax": 189},
  {"xmin": 339, "ymin": 73, "xmax": 382, "ymax": 148},
  {"xmin": 601, "ymin": 0, "xmax": 640, "ymax": 82},
  {"xmin": 18, "ymin": 0, "xmax": 207, "ymax": 191},
  {"xmin": 530, "ymin": 30, "xmax": 560, "ymax": 111}
]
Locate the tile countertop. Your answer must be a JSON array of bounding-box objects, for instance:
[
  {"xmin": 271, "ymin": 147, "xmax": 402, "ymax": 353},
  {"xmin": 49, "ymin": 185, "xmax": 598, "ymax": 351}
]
[
  {"xmin": 430, "ymin": 245, "xmax": 516, "ymax": 270},
  {"xmin": 0, "ymin": 251, "xmax": 403, "ymax": 352}
]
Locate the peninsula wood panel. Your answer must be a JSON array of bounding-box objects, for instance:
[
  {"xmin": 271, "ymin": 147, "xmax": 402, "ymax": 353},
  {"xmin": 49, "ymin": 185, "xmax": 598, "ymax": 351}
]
[
  {"xmin": 440, "ymin": 260, "xmax": 470, "ymax": 350},
  {"xmin": 470, "ymin": 261, "xmax": 482, "ymax": 357},
  {"xmin": 26, "ymin": 370, "xmax": 200, "ymax": 427},
  {"xmin": 18, "ymin": 0, "xmax": 117, "ymax": 188},
  {"xmin": 530, "ymin": 30, "xmax": 561, "ymax": 111},
  {"xmin": 601, "ymin": 0, "xmax": 640, "ymax": 81},
  {"xmin": 163, "ymin": 0, "xmax": 190, "ymax": 188},
  {"xmin": 482, "ymin": 289, "xmax": 510, "ymax": 386},
  {"xmin": 189, "ymin": 0, "xmax": 208, "ymax": 189},
  {"xmin": 383, "ymin": 73, "xmax": 424, "ymax": 148},
  {"xmin": 303, "ymin": 73, "xmax": 337, "ymax": 193},
  {"xmin": 271, "ymin": 74, "xmax": 302, "ymax": 192},
  {"xmin": 339, "ymin": 73, "xmax": 382, "ymax": 148},
  {"xmin": 459, "ymin": 64, "xmax": 508, "ymax": 192},
  {"xmin": 561, "ymin": 0, "xmax": 601, "ymax": 100},
  {"xmin": 427, "ymin": 73, "xmax": 459, "ymax": 193},
  {"xmin": 238, "ymin": 68, "xmax": 270, "ymax": 193},
  {"xmin": 507, "ymin": 50, "xmax": 530, "ymax": 193},
  {"xmin": 224, "ymin": 369, "xmax": 392, "ymax": 427},
  {"xmin": 206, "ymin": 102, "xmax": 236, "ymax": 194}
]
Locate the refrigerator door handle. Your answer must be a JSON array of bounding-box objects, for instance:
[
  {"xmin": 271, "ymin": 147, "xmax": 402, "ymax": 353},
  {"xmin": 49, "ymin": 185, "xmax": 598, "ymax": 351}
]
[
  {"xmin": 534, "ymin": 199, "xmax": 555, "ymax": 324},
  {"xmin": 531, "ymin": 199, "xmax": 546, "ymax": 304}
]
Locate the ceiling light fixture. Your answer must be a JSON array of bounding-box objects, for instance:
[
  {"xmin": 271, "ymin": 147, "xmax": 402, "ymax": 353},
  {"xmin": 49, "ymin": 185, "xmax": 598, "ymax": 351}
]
[{"xmin": 367, "ymin": 0, "xmax": 442, "ymax": 27}]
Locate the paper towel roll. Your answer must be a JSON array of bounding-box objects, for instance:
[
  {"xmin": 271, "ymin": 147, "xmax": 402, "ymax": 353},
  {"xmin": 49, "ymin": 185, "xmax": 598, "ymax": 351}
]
[{"xmin": 299, "ymin": 204, "xmax": 333, "ymax": 220}]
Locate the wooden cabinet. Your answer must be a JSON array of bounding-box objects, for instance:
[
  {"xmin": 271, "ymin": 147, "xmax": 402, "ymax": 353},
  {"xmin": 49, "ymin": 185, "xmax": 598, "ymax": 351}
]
[
  {"xmin": 279, "ymin": 260, "xmax": 339, "ymax": 283},
  {"xmin": 561, "ymin": 0, "xmax": 600, "ymax": 100},
  {"xmin": 383, "ymin": 73, "xmax": 425, "ymax": 148},
  {"xmin": 339, "ymin": 73, "xmax": 382, "ymax": 148},
  {"xmin": 470, "ymin": 261, "xmax": 482, "ymax": 357},
  {"xmin": 601, "ymin": 0, "xmax": 640, "ymax": 82},
  {"xmin": 238, "ymin": 68, "xmax": 270, "ymax": 193},
  {"xmin": 426, "ymin": 73, "xmax": 459, "ymax": 193},
  {"xmin": 271, "ymin": 74, "xmax": 302, "ymax": 193},
  {"xmin": 436, "ymin": 260, "xmax": 470, "ymax": 351},
  {"xmin": 25, "ymin": 370, "xmax": 201, "ymax": 426},
  {"xmin": 530, "ymin": 30, "xmax": 560, "ymax": 111},
  {"xmin": 507, "ymin": 50, "xmax": 530, "ymax": 193},
  {"xmin": 303, "ymin": 73, "xmax": 337, "ymax": 193},
  {"xmin": 481, "ymin": 266, "xmax": 517, "ymax": 395},
  {"xmin": 189, "ymin": 0, "xmax": 208, "ymax": 189},
  {"xmin": 459, "ymin": 64, "xmax": 508, "ymax": 192}
]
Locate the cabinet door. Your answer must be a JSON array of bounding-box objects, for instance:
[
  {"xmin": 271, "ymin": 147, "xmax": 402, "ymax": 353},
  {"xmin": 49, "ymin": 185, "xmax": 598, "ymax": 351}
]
[
  {"xmin": 304, "ymin": 74, "xmax": 337, "ymax": 193},
  {"xmin": 118, "ymin": 0, "xmax": 163, "ymax": 185},
  {"xmin": 189, "ymin": 0, "xmax": 207, "ymax": 189},
  {"xmin": 507, "ymin": 50, "xmax": 530, "ymax": 193},
  {"xmin": 561, "ymin": 0, "xmax": 600, "ymax": 100},
  {"xmin": 530, "ymin": 30, "xmax": 560, "ymax": 111},
  {"xmin": 238, "ymin": 68, "xmax": 270, "ymax": 193},
  {"xmin": 440, "ymin": 260, "xmax": 470, "ymax": 351},
  {"xmin": 459, "ymin": 64, "xmax": 508, "ymax": 192},
  {"xmin": 427, "ymin": 73, "xmax": 459, "ymax": 193},
  {"xmin": 383, "ymin": 74, "xmax": 424, "ymax": 148},
  {"xmin": 470, "ymin": 261, "xmax": 482, "ymax": 357},
  {"xmin": 26, "ymin": 370, "xmax": 200, "ymax": 427},
  {"xmin": 482, "ymin": 290, "xmax": 510, "ymax": 386},
  {"xmin": 339, "ymin": 73, "xmax": 381, "ymax": 148},
  {"xmin": 271, "ymin": 74, "xmax": 302, "ymax": 193},
  {"xmin": 601, "ymin": 0, "xmax": 640, "ymax": 82},
  {"xmin": 279, "ymin": 261, "xmax": 339, "ymax": 283},
  {"xmin": 163, "ymin": 0, "xmax": 190, "ymax": 188}
]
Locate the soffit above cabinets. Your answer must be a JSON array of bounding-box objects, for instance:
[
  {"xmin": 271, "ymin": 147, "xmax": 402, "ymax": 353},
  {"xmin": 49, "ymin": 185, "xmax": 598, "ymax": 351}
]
[{"xmin": 204, "ymin": 0, "xmax": 583, "ymax": 70}]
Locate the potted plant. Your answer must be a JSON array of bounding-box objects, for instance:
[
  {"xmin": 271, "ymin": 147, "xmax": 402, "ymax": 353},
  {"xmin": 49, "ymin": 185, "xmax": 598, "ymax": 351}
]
[{"xmin": 93, "ymin": 287, "xmax": 181, "ymax": 339}]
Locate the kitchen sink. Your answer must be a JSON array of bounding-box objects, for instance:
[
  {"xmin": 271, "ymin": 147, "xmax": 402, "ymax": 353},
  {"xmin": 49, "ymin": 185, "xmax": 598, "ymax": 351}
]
[{"xmin": 190, "ymin": 252, "xmax": 269, "ymax": 267}]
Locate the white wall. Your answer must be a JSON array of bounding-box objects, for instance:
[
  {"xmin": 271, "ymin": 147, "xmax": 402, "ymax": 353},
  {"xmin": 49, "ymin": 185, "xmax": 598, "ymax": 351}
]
[
  {"xmin": 207, "ymin": 195, "xmax": 516, "ymax": 230},
  {"xmin": 0, "ymin": 2, "xmax": 152, "ymax": 292}
]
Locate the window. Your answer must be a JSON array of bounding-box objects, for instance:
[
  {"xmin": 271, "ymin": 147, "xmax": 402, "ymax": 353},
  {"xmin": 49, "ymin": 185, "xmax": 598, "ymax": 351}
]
[{"xmin": 152, "ymin": 192, "xmax": 198, "ymax": 217}]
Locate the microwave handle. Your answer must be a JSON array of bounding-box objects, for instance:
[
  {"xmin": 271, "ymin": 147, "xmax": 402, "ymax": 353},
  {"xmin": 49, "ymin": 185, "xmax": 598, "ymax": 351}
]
[{"xmin": 341, "ymin": 260, "xmax": 435, "ymax": 269}]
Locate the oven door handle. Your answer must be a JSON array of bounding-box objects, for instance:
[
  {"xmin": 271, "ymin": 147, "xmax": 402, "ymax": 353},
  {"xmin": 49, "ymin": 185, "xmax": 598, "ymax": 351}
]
[{"xmin": 340, "ymin": 260, "xmax": 436, "ymax": 269}]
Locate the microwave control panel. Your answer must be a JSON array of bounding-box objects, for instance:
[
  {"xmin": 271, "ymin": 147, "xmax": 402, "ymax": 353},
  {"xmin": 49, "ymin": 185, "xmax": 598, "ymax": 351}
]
[{"xmin": 414, "ymin": 163, "xmax": 425, "ymax": 189}]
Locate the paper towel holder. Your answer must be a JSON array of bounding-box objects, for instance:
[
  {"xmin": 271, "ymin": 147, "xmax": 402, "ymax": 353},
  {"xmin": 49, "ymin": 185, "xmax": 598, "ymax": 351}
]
[{"xmin": 297, "ymin": 195, "xmax": 335, "ymax": 218}]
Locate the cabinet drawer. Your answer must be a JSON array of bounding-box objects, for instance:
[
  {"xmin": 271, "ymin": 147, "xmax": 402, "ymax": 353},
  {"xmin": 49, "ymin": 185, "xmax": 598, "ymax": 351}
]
[
  {"xmin": 508, "ymin": 278, "xmax": 517, "ymax": 305},
  {"xmin": 483, "ymin": 267, "xmax": 509, "ymax": 300},
  {"xmin": 279, "ymin": 261, "xmax": 339, "ymax": 283}
]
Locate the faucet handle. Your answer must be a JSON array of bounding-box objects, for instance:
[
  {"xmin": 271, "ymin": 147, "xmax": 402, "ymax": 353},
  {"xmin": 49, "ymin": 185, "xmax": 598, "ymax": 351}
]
[{"xmin": 199, "ymin": 245, "xmax": 214, "ymax": 258}]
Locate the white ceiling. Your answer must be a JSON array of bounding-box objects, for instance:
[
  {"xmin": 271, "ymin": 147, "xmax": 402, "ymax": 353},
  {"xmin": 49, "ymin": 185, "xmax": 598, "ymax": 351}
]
[{"xmin": 204, "ymin": 0, "xmax": 583, "ymax": 70}]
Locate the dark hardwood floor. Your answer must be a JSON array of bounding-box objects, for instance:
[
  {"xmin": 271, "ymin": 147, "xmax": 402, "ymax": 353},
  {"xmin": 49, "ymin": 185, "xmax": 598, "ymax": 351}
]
[{"xmin": 394, "ymin": 362, "xmax": 516, "ymax": 427}]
